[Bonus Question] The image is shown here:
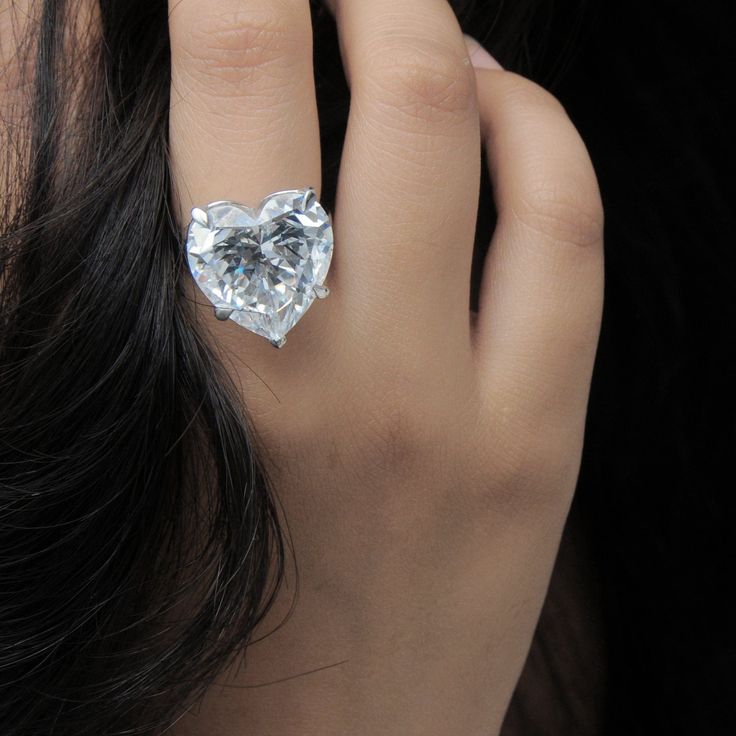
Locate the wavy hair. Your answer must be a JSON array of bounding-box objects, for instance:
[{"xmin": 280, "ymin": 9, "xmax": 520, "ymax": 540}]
[{"xmin": 1, "ymin": 0, "xmax": 733, "ymax": 734}]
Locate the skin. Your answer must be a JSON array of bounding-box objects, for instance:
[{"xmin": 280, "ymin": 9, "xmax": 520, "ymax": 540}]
[
  {"xmin": 167, "ymin": 0, "xmax": 604, "ymax": 733},
  {"xmin": 0, "ymin": 0, "xmax": 596, "ymax": 731},
  {"xmin": 167, "ymin": 1, "xmax": 604, "ymax": 733}
]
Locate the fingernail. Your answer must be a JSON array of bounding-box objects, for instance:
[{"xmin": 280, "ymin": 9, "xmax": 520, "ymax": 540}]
[{"xmin": 463, "ymin": 34, "xmax": 503, "ymax": 70}]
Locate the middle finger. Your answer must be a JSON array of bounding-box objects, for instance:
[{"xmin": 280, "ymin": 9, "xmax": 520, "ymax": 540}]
[{"xmin": 328, "ymin": 0, "xmax": 481, "ymax": 355}]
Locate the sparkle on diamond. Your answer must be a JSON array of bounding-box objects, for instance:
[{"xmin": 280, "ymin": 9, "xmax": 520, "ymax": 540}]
[{"xmin": 186, "ymin": 189, "xmax": 333, "ymax": 343}]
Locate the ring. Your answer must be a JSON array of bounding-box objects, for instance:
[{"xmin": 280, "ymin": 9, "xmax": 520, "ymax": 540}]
[{"xmin": 185, "ymin": 187, "xmax": 334, "ymax": 348}]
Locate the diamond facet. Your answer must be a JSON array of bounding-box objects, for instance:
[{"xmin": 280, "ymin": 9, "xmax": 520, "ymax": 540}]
[{"xmin": 186, "ymin": 188, "xmax": 333, "ymax": 346}]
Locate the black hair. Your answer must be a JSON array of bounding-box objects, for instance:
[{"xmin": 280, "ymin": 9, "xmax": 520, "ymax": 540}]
[
  {"xmin": 1, "ymin": 1, "xmax": 282, "ymax": 733},
  {"xmin": 1, "ymin": 0, "xmax": 733, "ymax": 734},
  {"xmin": 503, "ymin": 1, "xmax": 736, "ymax": 733}
]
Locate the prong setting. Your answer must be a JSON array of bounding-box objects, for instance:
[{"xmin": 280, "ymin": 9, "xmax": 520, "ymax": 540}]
[
  {"xmin": 214, "ymin": 307, "xmax": 233, "ymax": 321},
  {"xmin": 301, "ymin": 186, "xmax": 317, "ymax": 209},
  {"xmin": 191, "ymin": 207, "xmax": 209, "ymax": 227},
  {"xmin": 313, "ymin": 284, "xmax": 330, "ymax": 299},
  {"xmin": 270, "ymin": 337, "xmax": 287, "ymax": 349}
]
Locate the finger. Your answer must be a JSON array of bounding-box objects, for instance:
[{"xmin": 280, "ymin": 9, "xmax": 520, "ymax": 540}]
[
  {"xmin": 473, "ymin": 70, "xmax": 604, "ymax": 422},
  {"xmin": 325, "ymin": 0, "xmax": 481, "ymax": 354},
  {"xmin": 169, "ymin": 0, "xmax": 320, "ymax": 214},
  {"xmin": 168, "ymin": 0, "xmax": 327, "ymax": 364}
]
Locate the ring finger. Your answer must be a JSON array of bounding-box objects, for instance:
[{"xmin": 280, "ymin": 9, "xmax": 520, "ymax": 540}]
[{"xmin": 168, "ymin": 0, "xmax": 323, "ymax": 368}]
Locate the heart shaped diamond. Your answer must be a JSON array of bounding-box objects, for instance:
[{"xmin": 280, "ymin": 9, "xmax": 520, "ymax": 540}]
[{"xmin": 186, "ymin": 188, "xmax": 333, "ymax": 347}]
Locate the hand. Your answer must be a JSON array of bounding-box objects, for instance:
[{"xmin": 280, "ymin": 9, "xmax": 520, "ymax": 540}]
[{"xmin": 168, "ymin": 0, "xmax": 604, "ymax": 733}]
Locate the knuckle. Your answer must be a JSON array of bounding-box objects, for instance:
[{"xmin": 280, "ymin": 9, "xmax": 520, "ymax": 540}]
[
  {"xmin": 494, "ymin": 74, "xmax": 604, "ymax": 248},
  {"xmin": 485, "ymin": 432, "xmax": 579, "ymax": 512},
  {"xmin": 173, "ymin": 3, "xmax": 305, "ymax": 91},
  {"xmin": 487, "ymin": 443, "xmax": 573, "ymax": 516},
  {"xmin": 364, "ymin": 40, "xmax": 476, "ymax": 123},
  {"xmin": 485, "ymin": 435, "xmax": 541, "ymax": 502},
  {"xmin": 496, "ymin": 72, "xmax": 568, "ymax": 119},
  {"xmin": 514, "ymin": 182, "xmax": 604, "ymax": 249},
  {"xmin": 355, "ymin": 394, "xmax": 439, "ymax": 476}
]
